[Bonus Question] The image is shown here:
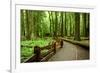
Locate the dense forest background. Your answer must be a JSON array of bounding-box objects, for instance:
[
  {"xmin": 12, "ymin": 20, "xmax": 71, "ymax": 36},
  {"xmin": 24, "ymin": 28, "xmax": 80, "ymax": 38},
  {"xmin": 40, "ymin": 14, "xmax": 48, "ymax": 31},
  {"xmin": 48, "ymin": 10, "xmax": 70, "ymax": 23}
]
[
  {"xmin": 21, "ymin": 10, "xmax": 90, "ymax": 41},
  {"xmin": 20, "ymin": 10, "xmax": 90, "ymax": 62}
]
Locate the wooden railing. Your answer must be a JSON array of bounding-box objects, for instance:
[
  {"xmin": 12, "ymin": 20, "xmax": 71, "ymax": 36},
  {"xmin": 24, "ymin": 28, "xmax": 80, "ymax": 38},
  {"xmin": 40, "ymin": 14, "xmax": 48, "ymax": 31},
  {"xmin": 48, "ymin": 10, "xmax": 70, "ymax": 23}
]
[{"xmin": 23, "ymin": 39, "xmax": 63, "ymax": 63}]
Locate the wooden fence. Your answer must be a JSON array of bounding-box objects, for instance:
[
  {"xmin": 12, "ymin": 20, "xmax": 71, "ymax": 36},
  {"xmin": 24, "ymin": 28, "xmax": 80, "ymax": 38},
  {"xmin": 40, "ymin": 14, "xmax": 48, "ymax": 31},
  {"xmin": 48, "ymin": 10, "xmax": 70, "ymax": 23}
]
[{"xmin": 23, "ymin": 39, "xmax": 63, "ymax": 63}]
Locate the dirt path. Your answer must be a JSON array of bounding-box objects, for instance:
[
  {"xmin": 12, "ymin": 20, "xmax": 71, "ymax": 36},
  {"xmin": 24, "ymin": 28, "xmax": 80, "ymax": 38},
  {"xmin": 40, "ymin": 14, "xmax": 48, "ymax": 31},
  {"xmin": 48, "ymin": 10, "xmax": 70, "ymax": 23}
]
[{"xmin": 48, "ymin": 41, "xmax": 89, "ymax": 61}]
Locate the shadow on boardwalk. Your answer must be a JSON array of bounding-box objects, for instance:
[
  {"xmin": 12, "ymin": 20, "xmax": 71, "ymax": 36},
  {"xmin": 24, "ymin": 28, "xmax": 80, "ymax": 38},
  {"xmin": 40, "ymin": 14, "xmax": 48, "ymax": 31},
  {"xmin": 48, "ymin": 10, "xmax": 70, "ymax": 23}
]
[{"xmin": 48, "ymin": 41, "xmax": 89, "ymax": 61}]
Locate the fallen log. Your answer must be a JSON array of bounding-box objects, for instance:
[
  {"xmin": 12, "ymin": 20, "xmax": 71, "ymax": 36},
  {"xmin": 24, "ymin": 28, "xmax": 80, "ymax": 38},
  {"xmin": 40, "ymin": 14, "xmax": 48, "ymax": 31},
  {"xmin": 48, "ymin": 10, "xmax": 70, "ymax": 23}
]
[{"xmin": 62, "ymin": 38, "xmax": 89, "ymax": 49}]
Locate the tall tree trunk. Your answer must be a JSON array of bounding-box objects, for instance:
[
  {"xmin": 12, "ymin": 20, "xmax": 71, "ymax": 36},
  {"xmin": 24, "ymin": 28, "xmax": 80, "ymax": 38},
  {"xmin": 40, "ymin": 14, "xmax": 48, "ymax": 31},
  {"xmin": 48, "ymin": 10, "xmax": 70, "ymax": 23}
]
[
  {"xmin": 51, "ymin": 12, "xmax": 55, "ymax": 37},
  {"xmin": 26, "ymin": 10, "xmax": 33, "ymax": 40},
  {"xmin": 69, "ymin": 13, "xmax": 72, "ymax": 36},
  {"xmin": 64, "ymin": 12, "xmax": 67, "ymax": 36},
  {"xmin": 86, "ymin": 13, "xmax": 90, "ymax": 37},
  {"xmin": 25, "ymin": 10, "xmax": 31, "ymax": 40},
  {"xmin": 31, "ymin": 11, "xmax": 35, "ymax": 39},
  {"xmin": 21, "ymin": 10, "xmax": 25, "ymax": 40},
  {"xmin": 74, "ymin": 13, "xmax": 80, "ymax": 41},
  {"xmin": 36, "ymin": 12, "xmax": 39, "ymax": 37},
  {"xmin": 72, "ymin": 13, "xmax": 75, "ymax": 36},
  {"xmin": 83, "ymin": 13, "xmax": 87, "ymax": 37},
  {"xmin": 55, "ymin": 12, "xmax": 58, "ymax": 37},
  {"xmin": 48, "ymin": 11, "xmax": 52, "ymax": 36},
  {"xmin": 61, "ymin": 12, "xmax": 64, "ymax": 37}
]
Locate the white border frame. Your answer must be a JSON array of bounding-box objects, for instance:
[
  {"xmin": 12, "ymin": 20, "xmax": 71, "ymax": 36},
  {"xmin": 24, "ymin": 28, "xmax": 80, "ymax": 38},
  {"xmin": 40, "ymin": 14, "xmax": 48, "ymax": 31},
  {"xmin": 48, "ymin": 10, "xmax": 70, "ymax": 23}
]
[{"xmin": 11, "ymin": 1, "xmax": 96, "ymax": 73}]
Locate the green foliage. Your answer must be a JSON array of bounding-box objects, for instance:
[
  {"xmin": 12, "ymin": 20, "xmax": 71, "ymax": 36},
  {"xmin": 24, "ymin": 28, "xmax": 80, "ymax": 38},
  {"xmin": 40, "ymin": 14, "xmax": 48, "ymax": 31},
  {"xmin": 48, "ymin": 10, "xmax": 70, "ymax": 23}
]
[
  {"xmin": 21, "ymin": 47, "xmax": 33, "ymax": 62},
  {"xmin": 21, "ymin": 38, "xmax": 52, "ymax": 47},
  {"xmin": 21, "ymin": 38, "xmax": 52, "ymax": 62},
  {"xmin": 20, "ymin": 9, "xmax": 90, "ymax": 62}
]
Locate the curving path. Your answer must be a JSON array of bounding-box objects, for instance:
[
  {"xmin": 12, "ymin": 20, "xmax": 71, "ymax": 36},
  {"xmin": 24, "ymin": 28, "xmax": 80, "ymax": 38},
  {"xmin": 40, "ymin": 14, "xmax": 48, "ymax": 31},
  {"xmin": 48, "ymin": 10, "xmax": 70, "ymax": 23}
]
[{"xmin": 48, "ymin": 41, "xmax": 89, "ymax": 61}]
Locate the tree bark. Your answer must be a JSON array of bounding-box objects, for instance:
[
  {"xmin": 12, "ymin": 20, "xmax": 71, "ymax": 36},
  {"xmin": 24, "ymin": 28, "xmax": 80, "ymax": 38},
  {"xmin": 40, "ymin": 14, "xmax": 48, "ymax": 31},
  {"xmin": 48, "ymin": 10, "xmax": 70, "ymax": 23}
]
[
  {"xmin": 61, "ymin": 12, "xmax": 64, "ymax": 37},
  {"xmin": 74, "ymin": 13, "xmax": 80, "ymax": 41}
]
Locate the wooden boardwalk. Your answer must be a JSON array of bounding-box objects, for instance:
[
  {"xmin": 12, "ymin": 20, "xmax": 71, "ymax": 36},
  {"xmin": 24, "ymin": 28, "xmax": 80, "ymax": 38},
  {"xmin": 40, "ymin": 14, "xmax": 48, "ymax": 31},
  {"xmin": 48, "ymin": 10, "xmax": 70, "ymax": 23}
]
[{"xmin": 48, "ymin": 41, "xmax": 89, "ymax": 61}]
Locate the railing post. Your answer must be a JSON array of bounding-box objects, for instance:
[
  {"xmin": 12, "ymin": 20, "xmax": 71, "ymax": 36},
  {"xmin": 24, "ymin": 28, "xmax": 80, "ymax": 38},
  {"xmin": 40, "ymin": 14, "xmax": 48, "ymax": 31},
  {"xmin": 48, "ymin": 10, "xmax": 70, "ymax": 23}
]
[
  {"xmin": 34, "ymin": 46, "xmax": 41, "ymax": 62},
  {"xmin": 60, "ymin": 39, "xmax": 63, "ymax": 48},
  {"xmin": 53, "ymin": 42, "xmax": 56, "ymax": 53}
]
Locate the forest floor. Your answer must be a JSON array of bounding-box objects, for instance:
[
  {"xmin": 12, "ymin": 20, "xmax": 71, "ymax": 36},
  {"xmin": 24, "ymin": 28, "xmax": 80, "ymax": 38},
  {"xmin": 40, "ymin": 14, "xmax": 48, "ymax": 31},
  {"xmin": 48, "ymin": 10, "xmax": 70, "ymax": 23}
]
[
  {"xmin": 21, "ymin": 37, "xmax": 90, "ymax": 62},
  {"xmin": 48, "ymin": 41, "xmax": 89, "ymax": 61}
]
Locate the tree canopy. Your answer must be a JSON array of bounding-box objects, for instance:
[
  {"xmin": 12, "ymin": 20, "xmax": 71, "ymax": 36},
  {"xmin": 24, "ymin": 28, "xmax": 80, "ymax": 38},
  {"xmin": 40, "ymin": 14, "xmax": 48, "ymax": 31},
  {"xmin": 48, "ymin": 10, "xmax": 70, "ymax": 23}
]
[{"xmin": 21, "ymin": 10, "xmax": 90, "ymax": 41}]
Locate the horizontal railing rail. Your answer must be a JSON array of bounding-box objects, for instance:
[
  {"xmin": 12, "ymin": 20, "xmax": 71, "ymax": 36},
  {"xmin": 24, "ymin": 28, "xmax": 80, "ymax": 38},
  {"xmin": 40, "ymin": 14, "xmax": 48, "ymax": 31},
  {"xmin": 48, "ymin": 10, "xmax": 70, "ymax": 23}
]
[{"xmin": 23, "ymin": 39, "xmax": 63, "ymax": 63}]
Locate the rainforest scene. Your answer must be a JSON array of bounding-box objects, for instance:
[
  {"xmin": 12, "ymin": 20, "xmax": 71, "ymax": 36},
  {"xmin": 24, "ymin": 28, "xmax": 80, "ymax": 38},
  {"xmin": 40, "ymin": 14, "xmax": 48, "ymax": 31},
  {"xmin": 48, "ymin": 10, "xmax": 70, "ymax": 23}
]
[{"xmin": 20, "ymin": 10, "xmax": 90, "ymax": 63}]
